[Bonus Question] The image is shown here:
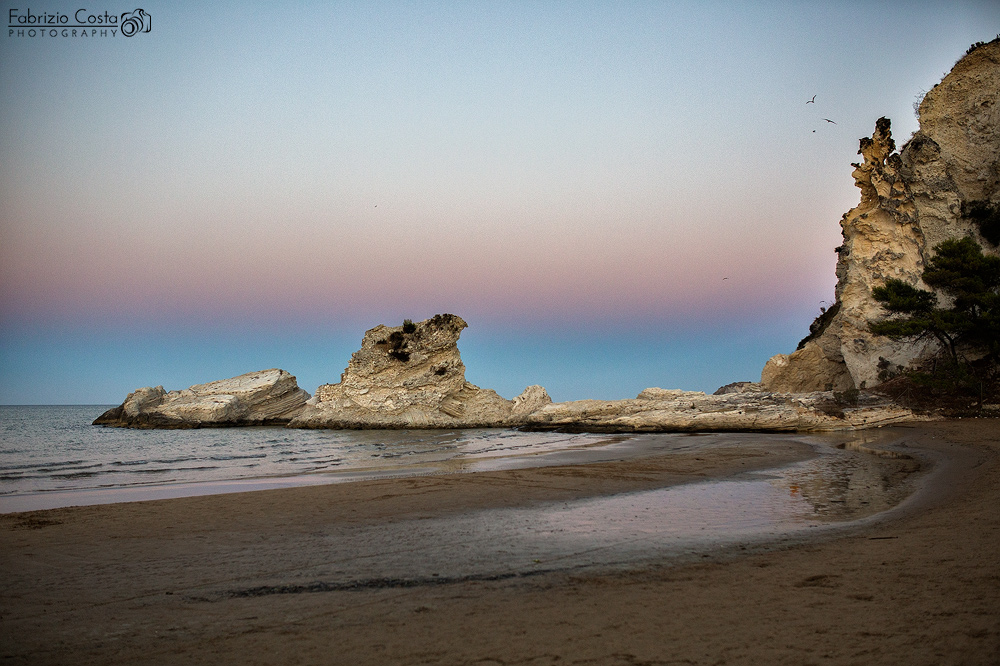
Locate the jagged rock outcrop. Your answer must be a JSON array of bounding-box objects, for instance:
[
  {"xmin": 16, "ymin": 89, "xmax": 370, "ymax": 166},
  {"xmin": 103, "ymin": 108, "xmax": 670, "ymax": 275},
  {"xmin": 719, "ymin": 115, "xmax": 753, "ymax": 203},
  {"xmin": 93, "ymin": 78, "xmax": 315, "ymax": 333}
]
[
  {"xmin": 289, "ymin": 314, "xmax": 551, "ymax": 428},
  {"xmin": 713, "ymin": 381, "xmax": 762, "ymax": 395},
  {"xmin": 762, "ymin": 39, "xmax": 1000, "ymax": 392},
  {"xmin": 89, "ymin": 314, "xmax": 931, "ymax": 432},
  {"xmin": 525, "ymin": 387, "xmax": 930, "ymax": 433},
  {"xmin": 93, "ymin": 369, "xmax": 310, "ymax": 428}
]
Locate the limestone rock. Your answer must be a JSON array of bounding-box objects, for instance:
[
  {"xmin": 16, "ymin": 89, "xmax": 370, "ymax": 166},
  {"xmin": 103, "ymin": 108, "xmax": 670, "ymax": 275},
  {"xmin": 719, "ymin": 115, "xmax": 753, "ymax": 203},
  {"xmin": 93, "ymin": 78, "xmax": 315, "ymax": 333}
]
[
  {"xmin": 762, "ymin": 39, "xmax": 1000, "ymax": 392},
  {"xmin": 289, "ymin": 314, "xmax": 547, "ymax": 428},
  {"xmin": 712, "ymin": 381, "xmax": 763, "ymax": 395},
  {"xmin": 512, "ymin": 385, "xmax": 552, "ymax": 417},
  {"xmin": 525, "ymin": 388, "xmax": 931, "ymax": 433},
  {"xmin": 93, "ymin": 369, "xmax": 310, "ymax": 428},
  {"xmin": 761, "ymin": 342, "xmax": 854, "ymax": 393}
]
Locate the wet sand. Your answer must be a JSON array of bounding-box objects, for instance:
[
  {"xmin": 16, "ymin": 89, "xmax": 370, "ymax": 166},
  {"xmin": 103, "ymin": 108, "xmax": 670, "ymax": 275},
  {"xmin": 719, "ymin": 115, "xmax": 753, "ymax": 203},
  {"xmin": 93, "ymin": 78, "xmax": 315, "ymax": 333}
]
[{"xmin": 1, "ymin": 420, "xmax": 998, "ymax": 665}]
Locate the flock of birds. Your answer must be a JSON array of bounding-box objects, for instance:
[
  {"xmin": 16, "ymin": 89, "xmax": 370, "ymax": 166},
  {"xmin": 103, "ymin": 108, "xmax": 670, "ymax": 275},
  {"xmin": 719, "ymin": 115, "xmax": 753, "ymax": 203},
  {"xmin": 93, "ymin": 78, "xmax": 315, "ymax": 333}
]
[{"xmin": 807, "ymin": 95, "xmax": 836, "ymax": 130}]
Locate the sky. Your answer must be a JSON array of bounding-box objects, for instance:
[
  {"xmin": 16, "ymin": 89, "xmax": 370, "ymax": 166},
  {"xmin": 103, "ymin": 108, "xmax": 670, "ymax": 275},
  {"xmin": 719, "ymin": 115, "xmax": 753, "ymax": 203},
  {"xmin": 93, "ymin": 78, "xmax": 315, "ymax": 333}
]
[{"xmin": 1, "ymin": 1, "xmax": 998, "ymax": 404}]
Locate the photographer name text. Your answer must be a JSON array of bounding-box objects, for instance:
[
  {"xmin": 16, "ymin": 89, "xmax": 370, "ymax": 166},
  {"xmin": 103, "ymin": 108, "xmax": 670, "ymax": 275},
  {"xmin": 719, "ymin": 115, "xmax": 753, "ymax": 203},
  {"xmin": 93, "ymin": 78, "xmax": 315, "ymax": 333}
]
[{"xmin": 8, "ymin": 8, "xmax": 151, "ymax": 38}]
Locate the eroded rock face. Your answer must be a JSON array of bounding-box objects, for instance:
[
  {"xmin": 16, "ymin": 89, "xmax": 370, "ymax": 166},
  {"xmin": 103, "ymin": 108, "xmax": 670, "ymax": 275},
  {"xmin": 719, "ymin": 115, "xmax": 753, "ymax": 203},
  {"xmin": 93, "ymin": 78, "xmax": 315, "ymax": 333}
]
[
  {"xmin": 93, "ymin": 369, "xmax": 310, "ymax": 428},
  {"xmin": 525, "ymin": 388, "xmax": 930, "ymax": 433},
  {"xmin": 762, "ymin": 40, "xmax": 1000, "ymax": 392},
  {"xmin": 712, "ymin": 382, "xmax": 762, "ymax": 395},
  {"xmin": 289, "ymin": 314, "xmax": 550, "ymax": 428},
  {"xmin": 761, "ymin": 341, "xmax": 855, "ymax": 393}
]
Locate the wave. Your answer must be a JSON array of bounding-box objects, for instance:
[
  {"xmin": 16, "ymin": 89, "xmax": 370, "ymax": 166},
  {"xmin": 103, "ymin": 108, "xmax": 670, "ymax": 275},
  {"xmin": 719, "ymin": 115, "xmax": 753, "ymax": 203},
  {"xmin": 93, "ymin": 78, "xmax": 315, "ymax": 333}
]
[
  {"xmin": 1, "ymin": 459, "xmax": 91, "ymax": 471},
  {"xmin": 2, "ymin": 409, "xmax": 632, "ymax": 498}
]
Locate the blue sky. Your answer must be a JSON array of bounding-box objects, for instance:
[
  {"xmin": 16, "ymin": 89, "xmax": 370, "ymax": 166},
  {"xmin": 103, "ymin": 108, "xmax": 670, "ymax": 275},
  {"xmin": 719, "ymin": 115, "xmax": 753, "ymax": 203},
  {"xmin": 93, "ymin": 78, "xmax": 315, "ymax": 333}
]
[{"xmin": 2, "ymin": 1, "xmax": 998, "ymax": 404}]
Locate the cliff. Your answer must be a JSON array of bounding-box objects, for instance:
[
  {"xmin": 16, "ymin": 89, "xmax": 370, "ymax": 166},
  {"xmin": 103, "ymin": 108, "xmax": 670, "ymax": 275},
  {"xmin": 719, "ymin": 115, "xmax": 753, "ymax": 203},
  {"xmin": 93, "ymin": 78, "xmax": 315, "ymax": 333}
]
[
  {"xmin": 93, "ymin": 369, "xmax": 310, "ymax": 428},
  {"xmin": 289, "ymin": 314, "xmax": 551, "ymax": 428},
  {"xmin": 762, "ymin": 38, "xmax": 1000, "ymax": 392}
]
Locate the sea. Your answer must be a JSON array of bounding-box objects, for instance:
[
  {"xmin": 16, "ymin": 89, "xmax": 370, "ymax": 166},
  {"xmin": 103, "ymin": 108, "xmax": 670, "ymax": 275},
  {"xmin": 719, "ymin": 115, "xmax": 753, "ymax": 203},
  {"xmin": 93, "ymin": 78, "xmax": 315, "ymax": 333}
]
[
  {"xmin": 0, "ymin": 405, "xmax": 667, "ymax": 513},
  {"xmin": 0, "ymin": 405, "xmax": 928, "ymax": 528}
]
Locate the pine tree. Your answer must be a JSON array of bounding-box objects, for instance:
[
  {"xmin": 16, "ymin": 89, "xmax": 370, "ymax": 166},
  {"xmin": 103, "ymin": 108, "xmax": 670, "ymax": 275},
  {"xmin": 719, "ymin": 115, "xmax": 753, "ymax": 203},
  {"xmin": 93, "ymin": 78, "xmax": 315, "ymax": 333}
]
[{"xmin": 870, "ymin": 236, "xmax": 1000, "ymax": 366}]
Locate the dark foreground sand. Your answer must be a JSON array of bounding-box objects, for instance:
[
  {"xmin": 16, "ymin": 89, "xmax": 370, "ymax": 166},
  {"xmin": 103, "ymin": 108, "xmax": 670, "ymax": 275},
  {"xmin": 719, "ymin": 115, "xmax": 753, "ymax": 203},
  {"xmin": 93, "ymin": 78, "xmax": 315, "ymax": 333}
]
[{"xmin": 1, "ymin": 421, "xmax": 997, "ymax": 665}]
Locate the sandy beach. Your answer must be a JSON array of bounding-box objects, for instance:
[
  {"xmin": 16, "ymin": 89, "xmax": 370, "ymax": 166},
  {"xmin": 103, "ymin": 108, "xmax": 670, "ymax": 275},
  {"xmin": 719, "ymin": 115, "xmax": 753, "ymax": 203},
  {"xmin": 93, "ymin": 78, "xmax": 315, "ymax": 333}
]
[{"xmin": 1, "ymin": 420, "xmax": 997, "ymax": 665}]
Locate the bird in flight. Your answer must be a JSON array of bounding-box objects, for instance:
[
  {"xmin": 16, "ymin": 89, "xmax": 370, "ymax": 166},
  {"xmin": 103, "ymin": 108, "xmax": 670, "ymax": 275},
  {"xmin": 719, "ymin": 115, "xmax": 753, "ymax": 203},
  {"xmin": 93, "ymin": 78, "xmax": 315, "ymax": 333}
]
[
  {"xmin": 823, "ymin": 118, "xmax": 837, "ymax": 124},
  {"xmin": 806, "ymin": 95, "xmax": 816, "ymax": 104}
]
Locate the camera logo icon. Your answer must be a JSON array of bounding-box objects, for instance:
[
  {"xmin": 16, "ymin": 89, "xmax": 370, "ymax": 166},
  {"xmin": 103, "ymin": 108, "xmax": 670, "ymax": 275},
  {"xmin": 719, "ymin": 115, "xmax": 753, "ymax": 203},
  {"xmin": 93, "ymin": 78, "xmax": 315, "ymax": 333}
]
[{"xmin": 120, "ymin": 9, "xmax": 151, "ymax": 37}]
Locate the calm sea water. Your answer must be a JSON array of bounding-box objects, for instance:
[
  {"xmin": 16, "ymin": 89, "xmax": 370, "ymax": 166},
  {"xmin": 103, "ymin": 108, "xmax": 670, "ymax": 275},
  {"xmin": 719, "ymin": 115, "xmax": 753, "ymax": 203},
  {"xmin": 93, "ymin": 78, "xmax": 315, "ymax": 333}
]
[
  {"xmin": 0, "ymin": 406, "xmax": 927, "ymax": 527},
  {"xmin": 0, "ymin": 405, "xmax": 641, "ymax": 509}
]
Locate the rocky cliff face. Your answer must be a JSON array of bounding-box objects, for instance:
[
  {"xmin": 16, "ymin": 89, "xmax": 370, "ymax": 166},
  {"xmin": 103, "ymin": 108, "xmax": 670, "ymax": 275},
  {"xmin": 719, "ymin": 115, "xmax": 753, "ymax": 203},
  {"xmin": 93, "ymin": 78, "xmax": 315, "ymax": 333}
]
[
  {"xmin": 93, "ymin": 369, "xmax": 310, "ymax": 428},
  {"xmin": 762, "ymin": 39, "xmax": 1000, "ymax": 392},
  {"xmin": 289, "ymin": 314, "xmax": 551, "ymax": 428}
]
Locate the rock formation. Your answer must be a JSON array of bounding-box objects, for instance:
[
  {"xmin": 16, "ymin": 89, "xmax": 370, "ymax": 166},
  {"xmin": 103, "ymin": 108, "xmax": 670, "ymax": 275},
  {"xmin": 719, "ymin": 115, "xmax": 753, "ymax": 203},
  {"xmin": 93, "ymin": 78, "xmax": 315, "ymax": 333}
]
[
  {"xmin": 90, "ymin": 46, "xmax": 1000, "ymax": 432},
  {"xmin": 93, "ymin": 369, "xmax": 310, "ymax": 428},
  {"xmin": 288, "ymin": 314, "xmax": 551, "ymax": 428},
  {"xmin": 524, "ymin": 386, "xmax": 928, "ymax": 433},
  {"xmin": 761, "ymin": 39, "xmax": 1000, "ymax": 392},
  {"xmin": 92, "ymin": 321, "xmax": 930, "ymax": 432}
]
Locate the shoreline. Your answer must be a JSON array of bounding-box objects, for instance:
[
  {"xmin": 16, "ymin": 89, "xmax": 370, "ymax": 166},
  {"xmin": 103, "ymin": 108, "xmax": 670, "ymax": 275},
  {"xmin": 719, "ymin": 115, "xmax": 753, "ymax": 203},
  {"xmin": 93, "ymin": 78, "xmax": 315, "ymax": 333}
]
[
  {"xmin": 0, "ymin": 429, "xmax": 823, "ymax": 514},
  {"xmin": 1, "ymin": 420, "xmax": 997, "ymax": 664},
  {"xmin": 0, "ymin": 427, "xmax": 922, "ymax": 515}
]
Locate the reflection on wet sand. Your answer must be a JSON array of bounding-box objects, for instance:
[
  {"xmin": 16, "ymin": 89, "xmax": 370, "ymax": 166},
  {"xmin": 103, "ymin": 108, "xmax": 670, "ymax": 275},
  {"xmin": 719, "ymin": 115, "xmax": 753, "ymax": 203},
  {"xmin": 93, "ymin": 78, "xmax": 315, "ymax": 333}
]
[
  {"xmin": 775, "ymin": 431, "xmax": 922, "ymax": 521},
  {"xmin": 218, "ymin": 431, "xmax": 930, "ymax": 595}
]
